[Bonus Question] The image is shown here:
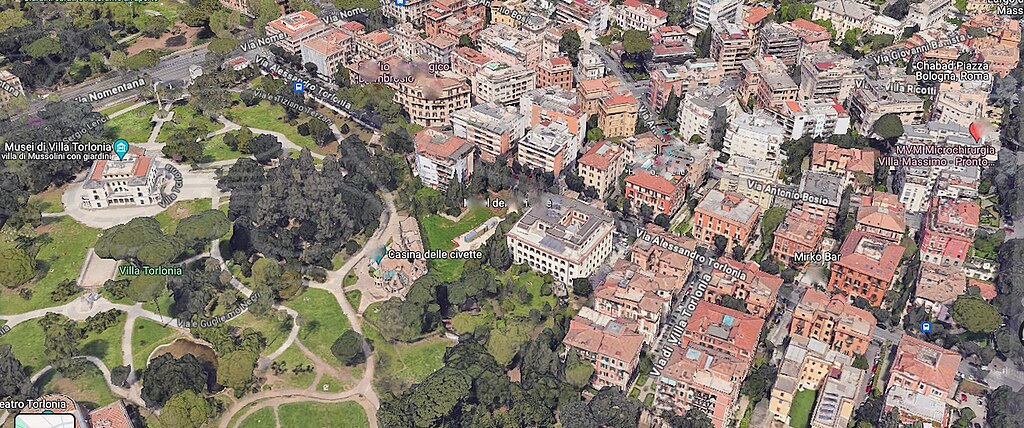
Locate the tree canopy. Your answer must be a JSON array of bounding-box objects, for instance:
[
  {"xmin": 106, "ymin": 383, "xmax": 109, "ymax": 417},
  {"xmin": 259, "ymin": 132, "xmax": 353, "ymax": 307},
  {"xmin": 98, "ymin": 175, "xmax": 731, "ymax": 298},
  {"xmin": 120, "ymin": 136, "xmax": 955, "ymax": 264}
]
[
  {"xmin": 140, "ymin": 353, "xmax": 211, "ymax": 408},
  {"xmin": 952, "ymin": 296, "xmax": 1002, "ymax": 333}
]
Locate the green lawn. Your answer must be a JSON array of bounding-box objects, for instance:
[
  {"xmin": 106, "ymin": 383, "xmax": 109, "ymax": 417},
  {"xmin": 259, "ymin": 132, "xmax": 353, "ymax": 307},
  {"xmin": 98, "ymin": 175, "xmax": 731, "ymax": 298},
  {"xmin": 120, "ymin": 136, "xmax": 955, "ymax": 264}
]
[
  {"xmin": 0, "ymin": 320, "xmax": 46, "ymax": 372},
  {"xmin": 366, "ymin": 323, "xmax": 450, "ymax": 396},
  {"xmin": 201, "ymin": 133, "xmax": 247, "ymax": 162},
  {"xmin": 28, "ymin": 186, "xmax": 67, "ymax": 213},
  {"xmin": 238, "ymin": 407, "xmax": 276, "ymax": 428},
  {"xmin": 451, "ymin": 310, "xmax": 494, "ymax": 335},
  {"xmin": 0, "ymin": 216, "xmax": 100, "ymax": 315},
  {"xmin": 227, "ymin": 100, "xmax": 317, "ymax": 151},
  {"xmin": 267, "ymin": 345, "xmax": 316, "ymax": 390},
  {"xmin": 343, "ymin": 272, "xmax": 358, "ymax": 287},
  {"xmin": 319, "ymin": 371, "xmax": 358, "ymax": 393},
  {"xmin": 345, "ymin": 290, "xmax": 362, "ymax": 309},
  {"xmin": 157, "ymin": 104, "xmax": 225, "ymax": 142},
  {"xmin": 80, "ymin": 311, "xmax": 128, "ymax": 369},
  {"xmin": 104, "ymin": 103, "xmax": 157, "ymax": 145},
  {"xmin": 421, "ymin": 206, "xmax": 498, "ymax": 281},
  {"xmin": 289, "ymin": 288, "xmax": 352, "ymax": 363},
  {"xmin": 153, "ymin": 198, "xmax": 213, "ymax": 234},
  {"xmin": 278, "ymin": 401, "xmax": 369, "ymax": 428},
  {"xmin": 789, "ymin": 389, "xmax": 818, "ymax": 428},
  {"xmin": 226, "ymin": 310, "xmax": 293, "ymax": 357},
  {"xmin": 131, "ymin": 318, "xmax": 178, "ymax": 369},
  {"xmin": 38, "ymin": 364, "xmax": 118, "ymax": 409},
  {"xmin": 506, "ymin": 271, "xmax": 557, "ymax": 320},
  {"xmin": 99, "ymin": 99, "xmax": 145, "ymax": 116}
]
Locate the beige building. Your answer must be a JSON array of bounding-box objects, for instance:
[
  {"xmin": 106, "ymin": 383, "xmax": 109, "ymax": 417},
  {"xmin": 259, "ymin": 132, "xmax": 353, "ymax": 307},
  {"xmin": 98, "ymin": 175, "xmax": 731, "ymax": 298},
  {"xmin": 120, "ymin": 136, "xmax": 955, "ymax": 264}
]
[
  {"xmin": 769, "ymin": 336, "xmax": 861, "ymax": 425},
  {"xmin": 848, "ymin": 81, "xmax": 925, "ymax": 136},
  {"xmin": 812, "ymin": 0, "xmax": 874, "ymax": 39},
  {"xmin": 507, "ymin": 193, "xmax": 615, "ymax": 284},
  {"xmin": 451, "ymin": 102, "xmax": 526, "ymax": 162},
  {"xmin": 597, "ymin": 95, "xmax": 639, "ymax": 139},
  {"xmin": 811, "ymin": 363, "xmax": 867, "ymax": 428},
  {"xmin": 266, "ymin": 11, "xmax": 328, "ymax": 54},
  {"xmin": 519, "ymin": 120, "xmax": 574, "ymax": 175},
  {"xmin": 578, "ymin": 140, "xmax": 629, "ymax": 197},
  {"xmin": 368, "ymin": 57, "xmax": 471, "ymax": 128},
  {"xmin": 300, "ymin": 30, "xmax": 353, "ymax": 78},
  {"xmin": 520, "ymin": 86, "xmax": 587, "ymax": 162},
  {"xmin": 677, "ymin": 86, "xmax": 740, "ymax": 143},
  {"xmin": 798, "ymin": 51, "xmax": 863, "ymax": 102},
  {"xmin": 473, "ymin": 62, "xmax": 537, "ymax": 106},
  {"xmin": 611, "ymin": 0, "xmax": 668, "ymax": 32},
  {"xmin": 711, "ymin": 21, "xmax": 752, "ymax": 76},
  {"xmin": 478, "ymin": 23, "xmax": 543, "ymax": 68},
  {"xmin": 719, "ymin": 155, "xmax": 782, "ymax": 210}
]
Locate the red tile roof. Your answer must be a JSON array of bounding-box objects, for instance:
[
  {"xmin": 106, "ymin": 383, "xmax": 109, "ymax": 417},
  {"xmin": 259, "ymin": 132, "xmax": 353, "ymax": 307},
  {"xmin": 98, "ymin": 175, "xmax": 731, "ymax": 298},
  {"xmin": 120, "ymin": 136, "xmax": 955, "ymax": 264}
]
[
  {"xmin": 890, "ymin": 335, "xmax": 961, "ymax": 395},
  {"xmin": 743, "ymin": 6, "xmax": 772, "ymax": 25},
  {"xmin": 415, "ymin": 128, "xmax": 472, "ymax": 159},
  {"xmin": 626, "ymin": 171, "xmax": 677, "ymax": 195},
  {"xmin": 686, "ymin": 300, "xmax": 764, "ymax": 357},
  {"xmin": 837, "ymin": 230, "xmax": 903, "ymax": 282}
]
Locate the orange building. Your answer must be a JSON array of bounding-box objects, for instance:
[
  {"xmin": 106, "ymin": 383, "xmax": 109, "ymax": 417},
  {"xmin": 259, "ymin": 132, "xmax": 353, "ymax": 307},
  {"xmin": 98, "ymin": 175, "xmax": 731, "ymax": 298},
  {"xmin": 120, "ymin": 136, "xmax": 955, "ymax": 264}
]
[
  {"xmin": 451, "ymin": 47, "xmax": 492, "ymax": 79},
  {"xmin": 855, "ymin": 191, "xmax": 906, "ymax": 243},
  {"xmin": 632, "ymin": 224, "xmax": 699, "ymax": 281},
  {"xmin": 885, "ymin": 335, "xmax": 962, "ymax": 425},
  {"xmin": 920, "ymin": 198, "xmax": 979, "ymax": 268},
  {"xmin": 790, "ymin": 288, "xmax": 875, "ymax": 356},
  {"xmin": 625, "ymin": 171, "xmax": 685, "ymax": 218},
  {"xmin": 705, "ymin": 258, "xmax": 782, "ymax": 318},
  {"xmin": 424, "ymin": 0, "xmax": 486, "ymax": 39},
  {"xmin": 537, "ymin": 57, "xmax": 574, "ymax": 91},
  {"xmin": 828, "ymin": 230, "xmax": 903, "ymax": 307},
  {"xmin": 595, "ymin": 260, "xmax": 684, "ymax": 344},
  {"xmin": 692, "ymin": 190, "xmax": 762, "ymax": 253},
  {"xmin": 562, "ymin": 307, "xmax": 645, "ymax": 391},
  {"xmin": 771, "ymin": 209, "xmax": 827, "ymax": 266}
]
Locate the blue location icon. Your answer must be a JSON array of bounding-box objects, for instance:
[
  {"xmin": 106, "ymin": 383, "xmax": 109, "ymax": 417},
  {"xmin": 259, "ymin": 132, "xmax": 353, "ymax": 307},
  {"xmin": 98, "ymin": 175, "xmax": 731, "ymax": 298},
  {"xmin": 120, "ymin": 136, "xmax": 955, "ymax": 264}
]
[
  {"xmin": 293, "ymin": 81, "xmax": 305, "ymax": 93},
  {"xmin": 921, "ymin": 321, "xmax": 931, "ymax": 333},
  {"xmin": 114, "ymin": 139, "xmax": 129, "ymax": 161}
]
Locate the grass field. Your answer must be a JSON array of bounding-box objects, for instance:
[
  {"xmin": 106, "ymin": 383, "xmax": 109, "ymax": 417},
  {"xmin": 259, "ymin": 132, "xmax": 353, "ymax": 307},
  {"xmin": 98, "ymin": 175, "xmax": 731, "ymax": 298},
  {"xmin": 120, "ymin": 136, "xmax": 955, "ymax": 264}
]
[
  {"xmin": 99, "ymin": 99, "xmax": 145, "ymax": 116},
  {"xmin": 0, "ymin": 320, "xmax": 46, "ymax": 372},
  {"xmin": 319, "ymin": 371, "xmax": 359, "ymax": 393},
  {"xmin": 238, "ymin": 407, "xmax": 276, "ymax": 428},
  {"xmin": 28, "ymin": 186, "xmax": 67, "ymax": 213},
  {"xmin": 131, "ymin": 318, "xmax": 178, "ymax": 369},
  {"xmin": 157, "ymin": 104, "xmax": 224, "ymax": 142},
  {"xmin": 153, "ymin": 198, "xmax": 213, "ymax": 234},
  {"xmin": 267, "ymin": 345, "xmax": 316, "ymax": 390},
  {"xmin": 104, "ymin": 103, "xmax": 157, "ymax": 145},
  {"xmin": 227, "ymin": 310, "xmax": 293, "ymax": 357},
  {"xmin": 505, "ymin": 271, "xmax": 556, "ymax": 320},
  {"xmin": 789, "ymin": 389, "xmax": 817, "ymax": 428},
  {"xmin": 345, "ymin": 290, "xmax": 362, "ymax": 309},
  {"xmin": 289, "ymin": 288, "xmax": 352, "ymax": 363},
  {"xmin": 80, "ymin": 311, "xmax": 128, "ymax": 369},
  {"xmin": 227, "ymin": 100, "xmax": 318, "ymax": 152},
  {"xmin": 278, "ymin": 401, "xmax": 369, "ymax": 428},
  {"xmin": 420, "ymin": 206, "xmax": 497, "ymax": 281},
  {"xmin": 451, "ymin": 308, "xmax": 494, "ymax": 335},
  {"xmin": 201, "ymin": 133, "xmax": 247, "ymax": 163},
  {"xmin": 366, "ymin": 324, "xmax": 450, "ymax": 395},
  {"xmin": 0, "ymin": 217, "xmax": 100, "ymax": 315},
  {"xmin": 39, "ymin": 364, "xmax": 117, "ymax": 409}
]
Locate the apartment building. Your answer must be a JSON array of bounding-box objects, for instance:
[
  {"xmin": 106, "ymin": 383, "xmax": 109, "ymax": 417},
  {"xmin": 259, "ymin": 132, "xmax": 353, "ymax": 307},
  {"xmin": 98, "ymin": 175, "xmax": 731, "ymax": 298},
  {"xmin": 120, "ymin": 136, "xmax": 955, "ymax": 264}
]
[
  {"xmin": 798, "ymin": 172, "xmax": 845, "ymax": 231},
  {"xmin": 451, "ymin": 103, "xmax": 525, "ymax": 162},
  {"xmin": 520, "ymin": 86, "xmax": 587, "ymax": 162},
  {"xmin": 537, "ymin": 57, "xmax": 574, "ymax": 91},
  {"xmin": 633, "ymin": 135, "xmax": 716, "ymax": 191},
  {"xmin": 654, "ymin": 302, "xmax": 764, "ymax": 428},
  {"xmin": 848, "ymin": 81, "xmax": 926, "ymax": 136},
  {"xmin": 758, "ymin": 22, "xmax": 801, "ymax": 66},
  {"xmin": 798, "ymin": 52, "xmax": 863, "ymax": 102},
  {"xmin": 775, "ymin": 99, "xmax": 851, "ymax": 140},
  {"xmin": 578, "ymin": 140, "xmax": 628, "ymax": 197},
  {"xmin": 577, "ymin": 76, "xmax": 627, "ymax": 116},
  {"xmin": 651, "ymin": 25, "xmax": 697, "ymax": 64},
  {"xmin": 478, "ymin": 24, "xmax": 543, "ymax": 68},
  {"xmin": 771, "ymin": 210, "xmax": 828, "ymax": 266},
  {"xmin": 711, "ymin": 21, "xmax": 753, "ymax": 76},
  {"xmin": 267, "ymin": 11, "xmax": 327, "ymax": 54},
  {"xmin": 473, "ymin": 62, "xmax": 537, "ymax": 106},
  {"xmin": 300, "ymin": 30, "xmax": 353, "ymax": 79},
  {"xmin": 597, "ymin": 94, "xmax": 640, "ymax": 138},
  {"xmin": 678, "ymin": 86, "xmax": 740, "ymax": 142},
  {"xmin": 810, "ymin": 364, "xmax": 867, "ymax": 428},
  {"xmin": 421, "ymin": 34, "xmax": 457, "ymax": 64},
  {"xmin": 828, "ymin": 230, "xmax": 903, "ymax": 306},
  {"xmin": 611, "ymin": 0, "xmax": 668, "ymax": 32},
  {"xmin": 931, "ymin": 88, "xmax": 987, "ymax": 128},
  {"xmin": 451, "ymin": 47, "xmax": 492, "ymax": 79},
  {"xmin": 790, "ymin": 288, "xmax": 876, "ymax": 356},
  {"xmin": 0, "ymin": 70, "xmax": 24, "ymax": 105},
  {"xmin": 625, "ymin": 171, "xmax": 685, "ymax": 217},
  {"xmin": 854, "ymin": 191, "xmax": 906, "ymax": 243},
  {"xmin": 563, "ymin": 307, "xmax": 645, "ymax": 391},
  {"xmin": 353, "ymin": 31, "xmax": 397, "ymax": 63},
  {"xmin": 785, "ymin": 19, "xmax": 831, "ymax": 56},
  {"xmin": 554, "ymin": 0, "xmax": 612, "ymax": 36},
  {"xmin": 507, "ymin": 194, "xmax": 615, "ymax": 284},
  {"xmin": 648, "ymin": 60, "xmax": 723, "ymax": 110},
  {"xmin": 692, "ymin": 190, "xmax": 762, "ymax": 252},
  {"xmin": 632, "ymin": 225, "xmax": 700, "ymax": 281},
  {"xmin": 575, "ymin": 50, "xmax": 606, "ymax": 81},
  {"xmin": 413, "ymin": 128, "xmax": 475, "ymax": 191},
  {"xmin": 722, "ymin": 111, "xmax": 786, "ymax": 164},
  {"xmin": 394, "ymin": 75, "xmax": 471, "ymax": 128},
  {"xmin": 691, "ymin": 0, "xmax": 742, "ymax": 29},
  {"xmin": 519, "ymin": 120, "xmax": 574, "ymax": 175},
  {"xmin": 705, "ymin": 258, "xmax": 782, "ymax": 318},
  {"xmin": 914, "ymin": 262, "xmax": 967, "ymax": 319},
  {"xmin": 885, "ymin": 336, "xmax": 961, "ymax": 426},
  {"xmin": 82, "ymin": 147, "xmax": 167, "ymax": 209},
  {"xmin": 769, "ymin": 336, "xmax": 858, "ymax": 425},
  {"xmin": 906, "ymin": 0, "xmax": 949, "ymax": 29},
  {"xmin": 920, "ymin": 198, "xmax": 979, "ymax": 267},
  {"xmin": 719, "ymin": 155, "xmax": 782, "ymax": 210},
  {"xmin": 424, "ymin": 0, "xmax": 486, "ymax": 39},
  {"xmin": 812, "ymin": 0, "xmax": 874, "ymax": 38},
  {"xmin": 595, "ymin": 261, "xmax": 681, "ymax": 344},
  {"xmin": 809, "ymin": 143, "xmax": 875, "ymax": 193}
]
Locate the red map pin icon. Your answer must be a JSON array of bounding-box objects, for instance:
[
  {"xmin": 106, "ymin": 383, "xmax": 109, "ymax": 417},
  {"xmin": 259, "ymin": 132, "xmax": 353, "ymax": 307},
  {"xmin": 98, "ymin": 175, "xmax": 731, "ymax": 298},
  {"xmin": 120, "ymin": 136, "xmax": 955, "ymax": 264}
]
[{"xmin": 969, "ymin": 122, "xmax": 983, "ymax": 142}]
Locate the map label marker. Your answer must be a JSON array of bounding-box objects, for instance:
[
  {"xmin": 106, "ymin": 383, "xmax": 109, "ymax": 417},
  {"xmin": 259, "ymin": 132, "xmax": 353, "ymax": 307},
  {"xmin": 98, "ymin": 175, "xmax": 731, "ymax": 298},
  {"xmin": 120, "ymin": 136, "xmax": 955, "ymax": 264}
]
[{"xmin": 114, "ymin": 139, "xmax": 129, "ymax": 161}]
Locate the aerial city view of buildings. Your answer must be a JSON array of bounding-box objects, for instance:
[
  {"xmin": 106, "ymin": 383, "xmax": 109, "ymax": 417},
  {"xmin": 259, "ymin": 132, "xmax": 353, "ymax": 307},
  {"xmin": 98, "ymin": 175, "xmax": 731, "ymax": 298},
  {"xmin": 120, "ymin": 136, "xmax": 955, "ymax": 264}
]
[{"xmin": 0, "ymin": 0, "xmax": 1023, "ymax": 426}]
